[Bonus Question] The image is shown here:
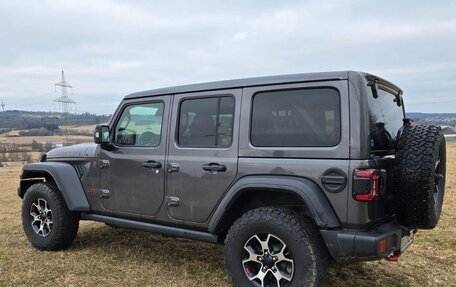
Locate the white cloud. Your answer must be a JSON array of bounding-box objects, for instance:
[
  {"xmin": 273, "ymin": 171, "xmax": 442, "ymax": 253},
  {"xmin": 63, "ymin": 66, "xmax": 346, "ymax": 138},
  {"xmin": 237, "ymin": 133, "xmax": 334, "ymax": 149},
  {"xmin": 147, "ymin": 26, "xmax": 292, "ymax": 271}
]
[{"xmin": 0, "ymin": 0, "xmax": 455, "ymax": 113}]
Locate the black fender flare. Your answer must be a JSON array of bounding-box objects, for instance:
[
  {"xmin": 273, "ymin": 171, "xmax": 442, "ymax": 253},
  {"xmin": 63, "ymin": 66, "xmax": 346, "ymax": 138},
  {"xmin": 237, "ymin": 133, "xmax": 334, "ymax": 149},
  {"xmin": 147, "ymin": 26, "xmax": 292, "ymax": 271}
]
[
  {"xmin": 208, "ymin": 175, "xmax": 340, "ymax": 233},
  {"xmin": 19, "ymin": 162, "xmax": 90, "ymax": 211}
]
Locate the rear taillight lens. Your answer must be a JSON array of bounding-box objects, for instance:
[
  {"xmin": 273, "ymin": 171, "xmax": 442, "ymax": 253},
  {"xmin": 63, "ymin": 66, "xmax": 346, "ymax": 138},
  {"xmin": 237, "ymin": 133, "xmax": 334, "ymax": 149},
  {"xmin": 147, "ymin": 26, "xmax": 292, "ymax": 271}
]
[{"xmin": 353, "ymin": 169, "xmax": 381, "ymax": 202}]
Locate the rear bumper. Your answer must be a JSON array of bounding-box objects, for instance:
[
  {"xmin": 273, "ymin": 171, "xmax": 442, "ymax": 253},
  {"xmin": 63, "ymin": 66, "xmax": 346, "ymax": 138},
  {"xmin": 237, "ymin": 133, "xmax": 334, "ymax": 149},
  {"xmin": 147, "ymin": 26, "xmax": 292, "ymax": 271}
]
[{"xmin": 320, "ymin": 223, "xmax": 410, "ymax": 262}]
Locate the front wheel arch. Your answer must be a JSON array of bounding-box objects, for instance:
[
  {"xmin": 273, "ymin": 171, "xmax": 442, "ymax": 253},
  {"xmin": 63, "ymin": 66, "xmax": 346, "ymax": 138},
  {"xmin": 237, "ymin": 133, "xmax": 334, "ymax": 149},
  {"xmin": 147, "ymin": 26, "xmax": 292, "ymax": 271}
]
[{"xmin": 20, "ymin": 162, "xmax": 90, "ymax": 211}]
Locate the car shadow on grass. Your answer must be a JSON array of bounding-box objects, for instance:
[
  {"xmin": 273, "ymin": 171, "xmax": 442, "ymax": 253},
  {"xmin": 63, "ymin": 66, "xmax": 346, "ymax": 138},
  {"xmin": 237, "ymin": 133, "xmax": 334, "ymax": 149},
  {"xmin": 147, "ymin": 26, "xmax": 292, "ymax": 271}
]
[
  {"xmin": 73, "ymin": 223, "xmax": 226, "ymax": 271},
  {"xmin": 72, "ymin": 223, "xmax": 413, "ymax": 287}
]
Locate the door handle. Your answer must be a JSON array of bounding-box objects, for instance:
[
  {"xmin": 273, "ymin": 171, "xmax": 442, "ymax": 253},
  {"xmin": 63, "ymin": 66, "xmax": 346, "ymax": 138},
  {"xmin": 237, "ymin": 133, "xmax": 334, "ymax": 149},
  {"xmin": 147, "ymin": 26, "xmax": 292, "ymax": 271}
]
[
  {"xmin": 142, "ymin": 161, "xmax": 162, "ymax": 169},
  {"xmin": 202, "ymin": 163, "xmax": 227, "ymax": 173},
  {"xmin": 99, "ymin": 159, "xmax": 110, "ymax": 169},
  {"xmin": 167, "ymin": 162, "xmax": 180, "ymax": 173}
]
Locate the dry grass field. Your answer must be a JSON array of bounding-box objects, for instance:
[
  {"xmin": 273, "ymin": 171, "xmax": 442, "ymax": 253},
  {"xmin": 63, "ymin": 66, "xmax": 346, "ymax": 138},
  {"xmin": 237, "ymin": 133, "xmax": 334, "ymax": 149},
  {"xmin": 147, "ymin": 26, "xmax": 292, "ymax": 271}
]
[
  {"xmin": 0, "ymin": 135, "xmax": 92, "ymax": 145},
  {"xmin": 0, "ymin": 125, "xmax": 95, "ymax": 145},
  {"xmin": 0, "ymin": 144, "xmax": 455, "ymax": 286}
]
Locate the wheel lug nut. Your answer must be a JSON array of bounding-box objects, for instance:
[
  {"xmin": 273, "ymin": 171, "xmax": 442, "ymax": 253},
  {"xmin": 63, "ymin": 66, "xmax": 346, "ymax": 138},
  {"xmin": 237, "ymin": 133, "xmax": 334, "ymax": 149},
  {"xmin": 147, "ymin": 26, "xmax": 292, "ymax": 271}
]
[{"xmin": 258, "ymin": 257, "xmax": 263, "ymax": 261}]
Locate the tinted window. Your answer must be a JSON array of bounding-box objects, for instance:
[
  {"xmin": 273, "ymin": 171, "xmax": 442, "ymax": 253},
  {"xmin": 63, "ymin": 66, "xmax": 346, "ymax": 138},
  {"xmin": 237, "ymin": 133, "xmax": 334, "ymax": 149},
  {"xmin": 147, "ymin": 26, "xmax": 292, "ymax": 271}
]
[
  {"xmin": 251, "ymin": 88, "xmax": 340, "ymax": 147},
  {"xmin": 178, "ymin": 96, "xmax": 234, "ymax": 147},
  {"xmin": 114, "ymin": 102, "xmax": 164, "ymax": 147},
  {"xmin": 367, "ymin": 88, "xmax": 404, "ymax": 152}
]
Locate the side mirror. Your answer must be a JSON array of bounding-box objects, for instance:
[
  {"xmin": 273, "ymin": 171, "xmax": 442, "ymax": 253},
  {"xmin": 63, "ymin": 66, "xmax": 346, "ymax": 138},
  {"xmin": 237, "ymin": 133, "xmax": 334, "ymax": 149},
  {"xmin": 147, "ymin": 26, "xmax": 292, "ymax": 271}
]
[{"xmin": 94, "ymin": 125, "xmax": 110, "ymax": 145}]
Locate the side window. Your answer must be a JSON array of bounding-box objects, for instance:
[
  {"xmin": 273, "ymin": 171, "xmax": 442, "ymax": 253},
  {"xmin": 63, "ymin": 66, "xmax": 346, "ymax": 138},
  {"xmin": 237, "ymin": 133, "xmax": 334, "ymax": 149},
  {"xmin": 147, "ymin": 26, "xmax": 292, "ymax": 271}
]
[
  {"xmin": 178, "ymin": 96, "xmax": 235, "ymax": 147},
  {"xmin": 114, "ymin": 102, "xmax": 164, "ymax": 147},
  {"xmin": 251, "ymin": 88, "xmax": 340, "ymax": 147}
]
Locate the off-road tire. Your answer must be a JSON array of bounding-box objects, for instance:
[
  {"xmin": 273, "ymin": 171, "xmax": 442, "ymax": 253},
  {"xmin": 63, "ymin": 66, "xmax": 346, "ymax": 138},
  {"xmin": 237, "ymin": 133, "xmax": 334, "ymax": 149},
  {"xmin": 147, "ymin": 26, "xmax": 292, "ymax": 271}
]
[
  {"xmin": 224, "ymin": 207, "xmax": 328, "ymax": 287},
  {"xmin": 22, "ymin": 182, "xmax": 79, "ymax": 250},
  {"xmin": 394, "ymin": 124, "xmax": 446, "ymax": 229}
]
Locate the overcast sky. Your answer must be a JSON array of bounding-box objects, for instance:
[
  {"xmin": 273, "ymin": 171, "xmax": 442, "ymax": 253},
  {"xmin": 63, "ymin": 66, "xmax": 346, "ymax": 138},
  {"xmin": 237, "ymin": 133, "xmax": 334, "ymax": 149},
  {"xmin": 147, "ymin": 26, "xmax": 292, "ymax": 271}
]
[{"xmin": 0, "ymin": 0, "xmax": 455, "ymax": 114}]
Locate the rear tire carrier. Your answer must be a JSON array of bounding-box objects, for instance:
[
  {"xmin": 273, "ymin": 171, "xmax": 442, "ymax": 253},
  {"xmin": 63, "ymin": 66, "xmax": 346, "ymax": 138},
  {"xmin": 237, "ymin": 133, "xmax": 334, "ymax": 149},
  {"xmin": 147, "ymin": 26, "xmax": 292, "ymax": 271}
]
[{"xmin": 393, "ymin": 124, "xmax": 446, "ymax": 229}]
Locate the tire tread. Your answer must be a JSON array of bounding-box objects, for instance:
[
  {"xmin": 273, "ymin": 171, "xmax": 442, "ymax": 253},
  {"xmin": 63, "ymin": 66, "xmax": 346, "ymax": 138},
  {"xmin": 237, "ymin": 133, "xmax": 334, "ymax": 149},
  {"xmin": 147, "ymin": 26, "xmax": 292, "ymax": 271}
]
[
  {"xmin": 22, "ymin": 182, "xmax": 79, "ymax": 251},
  {"xmin": 224, "ymin": 207, "xmax": 328, "ymax": 287}
]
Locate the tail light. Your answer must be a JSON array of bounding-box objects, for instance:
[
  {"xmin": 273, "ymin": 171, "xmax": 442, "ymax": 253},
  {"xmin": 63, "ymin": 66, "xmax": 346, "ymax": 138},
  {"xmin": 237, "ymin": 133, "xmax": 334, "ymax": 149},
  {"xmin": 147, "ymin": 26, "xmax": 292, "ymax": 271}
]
[{"xmin": 353, "ymin": 169, "xmax": 381, "ymax": 202}]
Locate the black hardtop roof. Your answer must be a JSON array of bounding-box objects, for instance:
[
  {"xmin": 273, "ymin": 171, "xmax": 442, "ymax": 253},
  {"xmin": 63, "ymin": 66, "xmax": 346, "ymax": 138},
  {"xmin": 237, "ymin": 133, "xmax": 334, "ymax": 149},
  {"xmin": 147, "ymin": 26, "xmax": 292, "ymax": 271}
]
[{"xmin": 124, "ymin": 71, "xmax": 401, "ymax": 99}]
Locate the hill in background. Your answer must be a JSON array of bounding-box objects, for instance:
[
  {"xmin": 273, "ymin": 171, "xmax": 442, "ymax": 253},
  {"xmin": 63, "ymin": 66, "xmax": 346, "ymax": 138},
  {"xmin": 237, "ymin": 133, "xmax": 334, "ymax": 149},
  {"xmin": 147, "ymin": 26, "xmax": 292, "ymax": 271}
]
[
  {"xmin": 0, "ymin": 110, "xmax": 455, "ymax": 134},
  {"xmin": 0, "ymin": 110, "xmax": 111, "ymax": 131},
  {"xmin": 407, "ymin": 112, "xmax": 456, "ymax": 134}
]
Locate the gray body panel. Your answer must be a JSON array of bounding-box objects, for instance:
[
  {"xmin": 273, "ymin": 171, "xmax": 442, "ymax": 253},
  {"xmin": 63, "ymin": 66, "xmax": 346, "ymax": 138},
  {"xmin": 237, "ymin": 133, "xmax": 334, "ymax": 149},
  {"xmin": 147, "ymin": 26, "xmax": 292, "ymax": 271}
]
[
  {"xmin": 165, "ymin": 89, "xmax": 242, "ymax": 223},
  {"xmin": 99, "ymin": 95, "xmax": 171, "ymax": 218},
  {"xmin": 46, "ymin": 143, "xmax": 99, "ymax": 159}
]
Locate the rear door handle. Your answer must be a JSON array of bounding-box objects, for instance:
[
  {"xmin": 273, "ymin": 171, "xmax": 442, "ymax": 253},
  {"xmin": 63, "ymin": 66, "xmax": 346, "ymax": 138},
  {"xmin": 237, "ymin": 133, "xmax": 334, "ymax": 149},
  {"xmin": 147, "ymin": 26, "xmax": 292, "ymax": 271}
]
[
  {"xmin": 142, "ymin": 161, "xmax": 162, "ymax": 169},
  {"xmin": 99, "ymin": 159, "xmax": 110, "ymax": 169},
  {"xmin": 167, "ymin": 162, "xmax": 180, "ymax": 173},
  {"xmin": 202, "ymin": 163, "xmax": 227, "ymax": 173}
]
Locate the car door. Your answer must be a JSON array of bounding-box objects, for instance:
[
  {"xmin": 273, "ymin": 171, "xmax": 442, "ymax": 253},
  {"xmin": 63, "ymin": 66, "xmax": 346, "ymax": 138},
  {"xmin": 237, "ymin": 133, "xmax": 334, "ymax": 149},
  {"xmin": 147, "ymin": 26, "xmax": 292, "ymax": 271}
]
[
  {"xmin": 99, "ymin": 96, "xmax": 170, "ymax": 217},
  {"xmin": 166, "ymin": 89, "xmax": 241, "ymax": 223}
]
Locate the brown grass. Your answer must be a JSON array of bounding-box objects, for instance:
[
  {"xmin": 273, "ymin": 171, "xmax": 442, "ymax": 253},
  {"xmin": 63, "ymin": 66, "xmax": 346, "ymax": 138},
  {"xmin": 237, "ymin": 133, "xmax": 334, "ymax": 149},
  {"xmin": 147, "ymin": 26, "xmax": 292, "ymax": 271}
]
[
  {"xmin": 0, "ymin": 125, "xmax": 95, "ymax": 145},
  {"xmin": 0, "ymin": 135, "xmax": 92, "ymax": 145},
  {"xmin": 0, "ymin": 145, "xmax": 455, "ymax": 286}
]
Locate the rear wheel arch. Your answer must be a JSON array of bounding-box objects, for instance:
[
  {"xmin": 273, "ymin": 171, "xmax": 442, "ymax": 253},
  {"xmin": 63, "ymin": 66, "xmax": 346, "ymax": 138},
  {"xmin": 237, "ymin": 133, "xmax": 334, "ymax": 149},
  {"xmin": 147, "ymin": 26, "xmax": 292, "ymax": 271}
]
[{"xmin": 209, "ymin": 176, "xmax": 340, "ymax": 236}]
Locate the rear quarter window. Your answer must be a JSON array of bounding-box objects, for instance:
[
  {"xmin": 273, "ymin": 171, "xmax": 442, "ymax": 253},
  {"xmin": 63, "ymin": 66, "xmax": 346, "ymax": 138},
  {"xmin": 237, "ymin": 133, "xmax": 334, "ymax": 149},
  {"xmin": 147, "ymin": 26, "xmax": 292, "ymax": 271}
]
[
  {"xmin": 367, "ymin": 88, "xmax": 404, "ymax": 152},
  {"xmin": 250, "ymin": 88, "xmax": 341, "ymax": 147}
]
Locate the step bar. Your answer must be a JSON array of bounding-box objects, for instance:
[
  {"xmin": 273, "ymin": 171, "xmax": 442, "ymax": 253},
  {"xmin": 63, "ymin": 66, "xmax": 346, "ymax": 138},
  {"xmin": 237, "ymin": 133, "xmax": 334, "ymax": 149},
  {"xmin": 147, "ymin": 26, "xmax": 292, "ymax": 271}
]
[{"xmin": 81, "ymin": 213, "xmax": 219, "ymax": 243}]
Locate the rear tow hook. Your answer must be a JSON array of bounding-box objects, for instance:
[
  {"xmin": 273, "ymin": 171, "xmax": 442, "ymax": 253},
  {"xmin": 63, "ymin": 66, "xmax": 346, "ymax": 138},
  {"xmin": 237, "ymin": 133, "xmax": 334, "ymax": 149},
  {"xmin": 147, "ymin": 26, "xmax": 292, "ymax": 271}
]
[{"xmin": 385, "ymin": 254, "xmax": 399, "ymax": 262}]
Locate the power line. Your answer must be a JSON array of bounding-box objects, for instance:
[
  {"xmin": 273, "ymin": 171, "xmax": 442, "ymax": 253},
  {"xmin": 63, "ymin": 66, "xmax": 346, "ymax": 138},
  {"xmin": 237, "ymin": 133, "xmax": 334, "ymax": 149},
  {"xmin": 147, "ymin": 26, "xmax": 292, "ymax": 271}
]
[
  {"xmin": 54, "ymin": 70, "xmax": 76, "ymax": 114},
  {"xmin": 17, "ymin": 99, "xmax": 56, "ymax": 109},
  {"xmin": 5, "ymin": 92, "xmax": 55, "ymax": 106},
  {"xmin": 53, "ymin": 71, "xmax": 76, "ymax": 143}
]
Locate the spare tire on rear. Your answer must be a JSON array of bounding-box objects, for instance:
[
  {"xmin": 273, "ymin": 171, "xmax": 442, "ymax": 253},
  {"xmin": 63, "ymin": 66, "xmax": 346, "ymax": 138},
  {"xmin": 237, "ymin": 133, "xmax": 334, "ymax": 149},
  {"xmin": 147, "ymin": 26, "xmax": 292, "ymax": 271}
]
[{"xmin": 393, "ymin": 124, "xmax": 446, "ymax": 229}]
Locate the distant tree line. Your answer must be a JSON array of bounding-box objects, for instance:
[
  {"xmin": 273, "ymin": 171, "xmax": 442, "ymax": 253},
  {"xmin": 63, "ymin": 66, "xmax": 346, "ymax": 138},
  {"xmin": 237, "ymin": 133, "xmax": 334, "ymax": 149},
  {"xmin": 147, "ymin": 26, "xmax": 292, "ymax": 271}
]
[
  {"xmin": 19, "ymin": 127, "xmax": 56, "ymax": 136},
  {"xmin": 0, "ymin": 110, "xmax": 110, "ymax": 129}
]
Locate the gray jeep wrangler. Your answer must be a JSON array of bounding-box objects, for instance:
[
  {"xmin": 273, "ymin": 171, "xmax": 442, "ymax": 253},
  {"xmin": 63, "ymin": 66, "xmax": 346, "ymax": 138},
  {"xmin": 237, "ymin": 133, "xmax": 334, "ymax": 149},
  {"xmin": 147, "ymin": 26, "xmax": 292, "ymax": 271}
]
[{"xmin": 18, "ymin": 71, "xmax": 446, "ymax": 286}]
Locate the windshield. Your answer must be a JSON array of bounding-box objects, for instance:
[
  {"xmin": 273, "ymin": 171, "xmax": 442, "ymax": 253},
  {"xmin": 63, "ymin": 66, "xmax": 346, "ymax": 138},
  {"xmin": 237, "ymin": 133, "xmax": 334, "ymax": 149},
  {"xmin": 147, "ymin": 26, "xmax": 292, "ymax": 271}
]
[{"xmin": 367, "ymin": 87, "xmax": 404, "ymax": 153}]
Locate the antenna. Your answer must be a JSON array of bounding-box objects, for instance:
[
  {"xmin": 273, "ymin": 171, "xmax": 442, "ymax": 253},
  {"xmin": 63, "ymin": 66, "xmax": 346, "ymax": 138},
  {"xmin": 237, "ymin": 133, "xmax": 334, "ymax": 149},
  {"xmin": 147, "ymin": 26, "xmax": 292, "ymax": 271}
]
[
  {"xmin": 54, "ymin": 71, "xmax": 76, "ymax": 144},
  {"xmin": 0, "ymin": 100, "xmax": 4, "ymax": 112}
]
